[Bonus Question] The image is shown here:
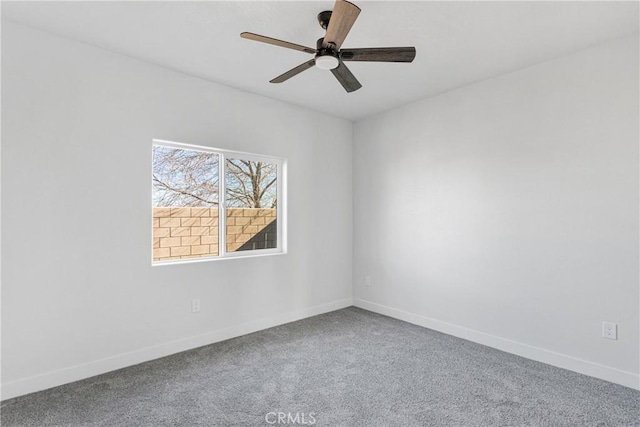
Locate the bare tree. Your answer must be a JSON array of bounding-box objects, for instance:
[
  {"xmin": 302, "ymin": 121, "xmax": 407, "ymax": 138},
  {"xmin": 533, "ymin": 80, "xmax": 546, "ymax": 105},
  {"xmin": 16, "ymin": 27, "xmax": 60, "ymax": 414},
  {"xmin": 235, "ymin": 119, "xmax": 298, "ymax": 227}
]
[
  {"xmin": 152, "ymin": 146, "xmax": 277, "ymax": 209},
  {"xmin": 152, "ymin": 146, "xmax": 219, "ymax": 207},
  {"xmin": 225, "ymin": 159, "xmax": 277, "ymax": 208}
]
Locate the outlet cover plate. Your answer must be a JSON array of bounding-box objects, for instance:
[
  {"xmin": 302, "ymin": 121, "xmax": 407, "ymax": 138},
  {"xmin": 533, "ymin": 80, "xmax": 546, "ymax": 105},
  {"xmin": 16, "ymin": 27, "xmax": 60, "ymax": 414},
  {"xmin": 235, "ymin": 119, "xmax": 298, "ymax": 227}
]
[{"xmin": 602, "ymin": 321, "xmax": 617, "ymax": 340}]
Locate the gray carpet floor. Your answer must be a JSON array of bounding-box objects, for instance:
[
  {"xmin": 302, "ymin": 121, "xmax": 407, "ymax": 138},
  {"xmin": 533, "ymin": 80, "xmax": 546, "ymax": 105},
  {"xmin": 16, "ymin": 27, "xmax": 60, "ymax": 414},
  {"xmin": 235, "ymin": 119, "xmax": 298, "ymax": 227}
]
[{"xmin": 1, "ymin": 307, "xmax": 639, "ymax": 426}]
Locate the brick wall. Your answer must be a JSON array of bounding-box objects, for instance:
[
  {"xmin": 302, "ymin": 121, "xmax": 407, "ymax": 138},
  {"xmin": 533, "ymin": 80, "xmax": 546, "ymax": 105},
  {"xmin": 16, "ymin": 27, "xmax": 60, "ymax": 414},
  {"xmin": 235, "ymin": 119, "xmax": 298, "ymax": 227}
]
[
  {"xmin": 153, "ymin": 207, "xmax": 276, "ymax": 261},
  {"xmin": 226, "ymin": 209, "xmax": 277, "ymax": 252}
]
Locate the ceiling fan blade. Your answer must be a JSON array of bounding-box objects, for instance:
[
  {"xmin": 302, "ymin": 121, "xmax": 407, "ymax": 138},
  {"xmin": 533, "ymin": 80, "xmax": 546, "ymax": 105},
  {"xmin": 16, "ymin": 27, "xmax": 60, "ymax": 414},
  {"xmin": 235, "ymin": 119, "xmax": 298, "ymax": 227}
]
[
  {"xmin": 322, "ymin": 0, "xmax": 361, "ymax": 50},
  {"xmin": 331, "ymin": 61, "xmax": 362, "ymax": 93},
  {"xmin": 241, "ymin": 32, "xmax": 316, "ymax": 54},
  {"xmin": 340, "ymin": 47, "xmax": 416, "ymax": 63},
  {"xmin": 270, "ymin": 59, "xmax": 316, "ymax": 83}
]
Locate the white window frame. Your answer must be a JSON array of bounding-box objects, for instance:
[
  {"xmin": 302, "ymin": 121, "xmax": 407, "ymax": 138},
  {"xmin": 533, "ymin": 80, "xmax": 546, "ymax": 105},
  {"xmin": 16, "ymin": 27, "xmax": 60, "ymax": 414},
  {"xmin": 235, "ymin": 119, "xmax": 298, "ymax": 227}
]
[{"xmin": 152, "ymin": 139, "xmax": 287, "ymax": 265}]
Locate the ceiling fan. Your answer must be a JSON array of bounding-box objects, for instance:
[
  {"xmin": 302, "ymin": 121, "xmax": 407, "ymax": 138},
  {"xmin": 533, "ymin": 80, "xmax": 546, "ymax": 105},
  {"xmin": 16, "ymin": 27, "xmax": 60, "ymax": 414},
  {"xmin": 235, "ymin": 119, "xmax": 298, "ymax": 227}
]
[{"xmin": 240, "ymin": 0, "xmax": 416, "ymax": 93}]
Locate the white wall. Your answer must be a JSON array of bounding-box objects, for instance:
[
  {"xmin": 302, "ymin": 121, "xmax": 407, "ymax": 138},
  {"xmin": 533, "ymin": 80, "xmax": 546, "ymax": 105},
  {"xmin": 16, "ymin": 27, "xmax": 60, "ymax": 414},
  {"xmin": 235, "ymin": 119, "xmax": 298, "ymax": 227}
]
[
  {"xmin": 353, "ymin": 35, "xmax": 639, "ymax": 389},
  {"xmin": 1, "ymin": 23, "xmax": 353, "ymax": 399}
]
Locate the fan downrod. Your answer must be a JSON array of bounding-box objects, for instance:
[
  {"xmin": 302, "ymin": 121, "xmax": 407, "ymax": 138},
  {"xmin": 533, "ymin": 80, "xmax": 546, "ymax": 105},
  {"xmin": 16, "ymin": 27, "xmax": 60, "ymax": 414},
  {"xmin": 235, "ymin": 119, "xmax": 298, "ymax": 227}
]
[{"xmin": 317, "ymin": 11, "xmax": 332, "ymax": 29}]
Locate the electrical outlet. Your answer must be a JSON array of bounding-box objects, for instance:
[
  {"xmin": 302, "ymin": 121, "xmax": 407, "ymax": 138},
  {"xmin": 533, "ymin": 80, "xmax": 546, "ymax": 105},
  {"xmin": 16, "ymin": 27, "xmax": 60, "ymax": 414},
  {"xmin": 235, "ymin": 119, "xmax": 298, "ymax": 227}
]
[
  {"xmin": 602, "ymin": 321, "xmax": 617, "ymax": 340},
  {"xmin": 191, "ymin": 298, "xmax": 201, "ymax": 313},
  {"xmin": 364, "ymin": 276, "xmax": 372, "ymax": 287}
]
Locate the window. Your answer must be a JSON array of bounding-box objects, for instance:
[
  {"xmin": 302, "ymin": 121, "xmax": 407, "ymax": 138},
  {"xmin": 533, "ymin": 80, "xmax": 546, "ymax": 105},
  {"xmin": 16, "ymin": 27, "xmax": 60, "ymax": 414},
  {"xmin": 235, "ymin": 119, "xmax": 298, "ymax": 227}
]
[
  {"xmin": 225, "ymin": 158, "xmax": 279, "ymax": 252},
  {"xmin": 152, "ymin": 140, "xmax": 285, "ymax": 264}
]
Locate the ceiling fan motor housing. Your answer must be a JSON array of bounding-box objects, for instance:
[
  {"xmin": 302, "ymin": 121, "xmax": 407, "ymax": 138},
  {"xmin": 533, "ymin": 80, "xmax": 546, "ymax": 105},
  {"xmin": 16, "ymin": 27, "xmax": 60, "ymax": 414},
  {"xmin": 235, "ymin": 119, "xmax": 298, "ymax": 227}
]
[
  {"xmin": 316, "ymin": 37, "xmax": 336, "ymax": 52},
  {"xmin": 315, "ymin": 37, "xmax": 339, "ymax": 70}
]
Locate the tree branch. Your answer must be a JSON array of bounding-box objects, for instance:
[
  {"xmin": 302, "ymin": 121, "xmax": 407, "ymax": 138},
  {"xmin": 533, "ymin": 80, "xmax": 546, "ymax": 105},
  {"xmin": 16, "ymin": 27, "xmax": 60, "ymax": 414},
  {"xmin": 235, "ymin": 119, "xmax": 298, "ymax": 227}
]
[{"xmin": 153, "ymin": 175, "xmax": 218, "ymax": 206}]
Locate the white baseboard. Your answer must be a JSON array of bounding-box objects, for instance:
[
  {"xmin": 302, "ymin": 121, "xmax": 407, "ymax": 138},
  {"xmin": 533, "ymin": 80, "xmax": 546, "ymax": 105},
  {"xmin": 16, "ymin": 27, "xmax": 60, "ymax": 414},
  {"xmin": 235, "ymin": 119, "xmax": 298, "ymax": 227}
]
[
  {"xmin": 1, "ymin": 297, "xmax": 353, "ymax": 400},
  {"xmin": 354, "ymin": 298, "xmax": 640, "ymax": 391}
]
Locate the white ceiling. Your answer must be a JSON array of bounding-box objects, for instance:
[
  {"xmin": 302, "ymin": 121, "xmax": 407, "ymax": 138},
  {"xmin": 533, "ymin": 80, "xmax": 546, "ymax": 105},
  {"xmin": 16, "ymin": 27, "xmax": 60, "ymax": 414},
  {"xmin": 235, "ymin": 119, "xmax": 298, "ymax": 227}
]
[{"xmin": 3, "ymin": 1, "xmax": 638, "ymax": 121}]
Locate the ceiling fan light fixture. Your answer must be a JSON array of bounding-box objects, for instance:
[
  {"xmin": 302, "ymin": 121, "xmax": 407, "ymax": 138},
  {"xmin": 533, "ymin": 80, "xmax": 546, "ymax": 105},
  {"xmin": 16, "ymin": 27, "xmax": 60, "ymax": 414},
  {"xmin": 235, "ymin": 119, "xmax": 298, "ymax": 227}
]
[{"xmin": 315, "ymin": 54, "xmax": 339, "ymax": 70}]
